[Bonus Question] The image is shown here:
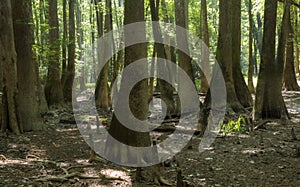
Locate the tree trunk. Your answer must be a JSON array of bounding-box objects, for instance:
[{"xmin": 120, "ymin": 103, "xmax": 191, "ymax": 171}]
[
  {"xmin": 254, "ymin": 0, "xmax": 288, "ymax": 120},
  {"xmin": 0, "ymin": 0, "xmax": 22, "ymax": 134},
  {"xmin": 45, "ymin": 0, "xmax": 64, "ymax": 107},
  {"xmin": 61, "ymin": 0, "xmax": 68, "ymax": 87},
  {"xmin": 175, "ymin": 0, "xmax": 196, "ymax": 116},
  {"xmin": 95, "ymin": 0, "xmax": 111, "ymax": 111},
  {"xmin": 76, "ymin": 0, "xmax": 86, "ymax": 92},
  {"xmin": 150, "ymin": 0, "xmax": 177, "ymax": 118},
  {"xmin": 105, "ymin": 0, "xmax": 151, "ymax": 164},
  {"xmin": 216, "ymin": 0, "xmax": 244, "ymax": 112},
  {"xmin": 247, "ymin": 0, "xmax": 256, "ymax": 94},
  {"xmin": 199, "ymin": 0, "xmax": 210, "ymax": 93},
  {"xmin": 175, "ymin": 0, "xmax": 194, "ymax": 82},
  {"xmin": 63, "ymin": 0, "xmax": 76, "ymax": 103},
  {"xmin": 283, "ymin": 1, "xmax": 300, "ymax": 91},
  {"xmin": 12, "ymin": 0, "xmax": 46, "ymax": 131},
  {"xmin": 294, "ymin": 7, "xmax": 299, "ymax": 75},
  {"xmin": 231, "ymin": 0, "xmax": 253, "ymax": 108}
]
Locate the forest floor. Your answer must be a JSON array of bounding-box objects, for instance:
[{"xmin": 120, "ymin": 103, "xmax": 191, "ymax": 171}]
[{"xmin": 1, "ymin": 91, "xmax": 300, "ymax": 187}]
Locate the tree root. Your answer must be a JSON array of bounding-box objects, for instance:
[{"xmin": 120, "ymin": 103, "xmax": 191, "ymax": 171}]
[
  {"xmin": 152, "ymin": 165, "xmax": 172, "ymax": 186},
  {"xmin": 88, "ymin": 150, "xmax": 105, "ymax": 163},
  {"xmin": 35, "ymin": 172, "xmax": 101, "ymax": 182}
]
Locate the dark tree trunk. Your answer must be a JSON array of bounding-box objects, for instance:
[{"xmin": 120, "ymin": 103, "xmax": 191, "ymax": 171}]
[
  {"xmin": 12, "ymin": 0, "xmax": 46, "ymax": 131},
  {"xmin": 61, "ymin": 0, "xmax": 68, "ymax": 87},
  {"xmin": 293, "ymin": 7, "xmax": 299, "ymax": 75},
  {"xmin": 45, "ymin": 0, "xmax": 64, "ymax": 107},
  {"xmin": 216, "ymin": 0, "xmax": 244, "ymax": 112},
  {"xmin": 63, "ymin": 0, "xmax": 76, "ymax": 103},
  {"xmin": 199, "ymin": 0, "xmax": 210, "ymax": 93},
  {"xmin": 0, "ymin": 0, "xmax": 22, "ymax": 134},
  {"xmin": 105, "ymin": 0, "xmax": 150, "ymax": 164},
  {"xmin": 254, "ymin": 0, "xmax": 288, "ymax": 120},
  {"xmin": 231, "ymin": 0, "xmax": 253, "ymax": 108},
  {"xmin": 76, "ymin": 0, "xmax": 86, "ymax": 92},
  {"xmin": 246, "ymin": 0, "xmax": 256, "ymax": 94},
  {"xmin": 283, "ymin": 1, "xmax": 300, "ymax": 91}
]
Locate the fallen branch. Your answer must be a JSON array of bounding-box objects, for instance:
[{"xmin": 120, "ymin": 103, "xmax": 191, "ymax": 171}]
[
  {"xmin": 35, "ymin": 172, "xmax": 101, "ymax": 182},
  {"xmin": 253, "ymin": 120, "xmax": 272, "ymax": 130},
  {"xmin": 0, "ymin": 154, "xmax": 7, "ymax": 161}
]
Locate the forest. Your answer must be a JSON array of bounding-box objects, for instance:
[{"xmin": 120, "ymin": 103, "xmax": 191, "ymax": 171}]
[{"xmin": 0, "ymin": 0, "xmax": 300, "ymax": 186}]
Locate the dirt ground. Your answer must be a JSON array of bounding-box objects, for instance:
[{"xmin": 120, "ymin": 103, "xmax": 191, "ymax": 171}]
[{"xmin": 0, "ymin": 91, "xmax": 300, "ymax": 186}]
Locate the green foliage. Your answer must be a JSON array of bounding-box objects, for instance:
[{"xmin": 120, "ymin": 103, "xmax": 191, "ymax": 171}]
[{"xmin": 220, "ymin": 116, "xmax": 249, "ymax": 135}]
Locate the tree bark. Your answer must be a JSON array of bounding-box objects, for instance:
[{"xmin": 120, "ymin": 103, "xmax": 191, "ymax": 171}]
[
  {"xmin": 150, "ymin": 0, "xmax": 177, "ymax": 118},
  {"xmin": 61, "ymin": 0, "xmax": 68, "ymax": 87},
  {"xmin": 247, "ymin": 0, "xmax": 256, "ymax": 94},
  {"xmin": 294, "ymin": 7, "xmax": 300, "ymax": 75},
  {"xmin": 95, "ymin": 0, "xmax": 111, "ymax": 111},
  {"xmin": 199, "ymin": 0, "xmax": 210, "ymax": 93},
  {"xmin": 45, "ymin": 0, "xmax": 64, "ymax": 107},
  {"xmin": 216, "ymin": 0, "xmax": 244, "ymax": 112},
  {"xmin": 12, "ymin": 0, "xmax": 46, "ymax": 131},
  {"xmin": 232, "ymin": 0, "xmax": 253, "ymax": 108},
  {"xmin": 254, "ymin": 0, "xmax": 288, "ymax": 120},
  {"xmin": 283, "ymin": 0, "xmax": 300, "ymax": 91},
  {"xmin": 63, "ymin": 0, "xmax": 76, "ymax": 103},
  {"xmin": 105, "ymin": 0, "xmax": 151, "ymax": 164},
  {"xmin": 0, "ymin": 0, "xmax": 22, "ymax": 134}
]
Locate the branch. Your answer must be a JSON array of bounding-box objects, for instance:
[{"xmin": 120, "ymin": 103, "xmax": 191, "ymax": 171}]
[{"xmin": 278, "ymin": 0, "xmax": 300, "ymax": 9}]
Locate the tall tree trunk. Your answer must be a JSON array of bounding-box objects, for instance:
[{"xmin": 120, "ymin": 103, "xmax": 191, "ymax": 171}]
[
  {"xmin": 150, "ymin": 0, "xmax": 177, "ymax": 118},
  {"xmin": 95, "ymin": 0, "xmax": 111, "ymax": 111},
  {"xmin": 12, "ymin": 0, "xmax": 46, "ymax": 131},
  {"xmin": 175, "ymin": 0, "xmax": 194, "ymax": 82},
  {"xmin": 283, "ymin": 1, "xmax": 300, "ymax": 91},
  {"xmin": 175, "ymin": 0, "xmax": 196, "ymax": 116},
  {"xmin": 216, "ymin": 0, "xmax": 244, "ymax": 112},
  {"xmin": 232, "ymin": 0, "xmax": 253, "ymax": 108},
  {"xmin": 247, "ymin": 0, "xmax": 256, "ymax": 94},
  {"xmin": 61, "ymin": 0, "xmax": 68, "ymax": 87},
  {"xmin": 294, "ymin": 6, "xmax": 300, "ymax": 75},
  {"xmin": 45, "ymin": 0, "xmax": 64, "ymax": 107},
  {"xmin": 63, "ymin": 0, "xmax": 76, "ymax": 103},
  {"xmin": 76, "ymin": 0, "xmax": 86, "ymax": 92},
  {"xmin": 199, "ymin": 0, "xmax": 210, "ymax": 93},
  {"xmin": 0, "ymin": 0, "xmax": 22, "ymax": 134},
  {"xmin": 254, "ymin": 0, "xmax": 288, "ymax": 120},
  {"xmin": 105, "ymin": 0, "xmax": 150, "ymax": 167}
]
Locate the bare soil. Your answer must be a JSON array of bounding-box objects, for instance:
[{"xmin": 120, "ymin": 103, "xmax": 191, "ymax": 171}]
[{"xmin": 0, "ymin": 91, "xmax": 300, "ymax": 186}]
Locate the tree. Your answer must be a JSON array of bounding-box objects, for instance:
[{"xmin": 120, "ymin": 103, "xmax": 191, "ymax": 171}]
[
  {"xmin": 12, "ymin": 0, "xmax": 46, "ymax": 131},
  {"xmin": 199, "ymin": 0, "xmax": 210, "ymax": 93},
  {"xmin": 294, "ymin": 6, "xmax": 300, "ymax": 75},
  {"xmin": 0, "ymin": 0, "xmax": 22, "ymax": 134},
  {"xmin": 247, "ymin": 0, "xmax": 256, "ymax": 94},
  {"xmin": 150, "ymin": 0, "xmax": 177, "ymax": 118},
  {"xmin": 76, "ymin": 0, "xmax": 86, "ymax": 91},
  {"xmin": 216, "ymin": 0, "xmax": 244, "ymax": 112},
  {"xmin": 254, "ymin": 0, "xmax": 288, "ymax": 120},
  {"xmin": 45, "ymin": 0, "xmax": 64, "ymax": 107},
  {"xmin": 283, "ymin": 0, "xmax": 300, "ymax": 91},
  {"xmin": 61, "ymin": 0, "xmax": 68, "ymax": 87},
  {"xmin": 63, "ymin": 0, "xmax": 76, "ymax": 103},
  {"xmin": 231, "ymin": 0, "xmax": 253, "ymax": 108},
  {"xmin": 105, "ymin": 0, "xmax": 150, "ymax": 164},
  {"xmin": 175, "ymin": 0, "xmax": 194, "ymax": 82},
  {"xmin": 95, "ymin": 0, "xmax": 113, "ymax": 111},
  {"xmin": 104, "ymin": 0, "xmax": 169, "ymax": 184}
]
